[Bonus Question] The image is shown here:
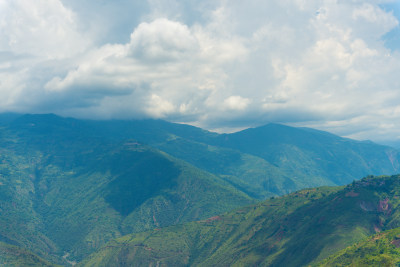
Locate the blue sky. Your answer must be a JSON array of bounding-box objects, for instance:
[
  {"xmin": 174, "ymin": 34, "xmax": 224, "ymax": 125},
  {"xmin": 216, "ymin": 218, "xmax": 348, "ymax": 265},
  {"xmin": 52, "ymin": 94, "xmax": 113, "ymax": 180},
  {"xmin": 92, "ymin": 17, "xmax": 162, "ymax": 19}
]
[
  {"xmin": 382, "ymin": 2, "xmax": 400, "ymax": 50},
  {"xmin": 1, "ymin": 0, "xmax": 400, "ymax": 142}
]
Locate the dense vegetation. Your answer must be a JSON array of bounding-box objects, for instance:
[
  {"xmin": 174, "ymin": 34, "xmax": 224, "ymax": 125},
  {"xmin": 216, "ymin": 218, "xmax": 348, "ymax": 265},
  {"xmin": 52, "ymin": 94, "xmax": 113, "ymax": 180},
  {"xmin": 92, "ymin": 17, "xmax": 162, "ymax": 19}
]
[
  {"xmin": 81, "ymin": 175, "xmax": 400, "ymax": 267},
  {"xmin": 0, "ymin": 114, "xmax": 253, "ymax": 263},
  {"xmin": 0, "ymin": 242, "xmax": 56, "ymax": 267},
  {"xmin": 1, "ymin": 113, "xmax": 400, "ymax": 265},
  {"xmin": 317, "ymin": 227, "xmax": 400, "ymax": 266}
]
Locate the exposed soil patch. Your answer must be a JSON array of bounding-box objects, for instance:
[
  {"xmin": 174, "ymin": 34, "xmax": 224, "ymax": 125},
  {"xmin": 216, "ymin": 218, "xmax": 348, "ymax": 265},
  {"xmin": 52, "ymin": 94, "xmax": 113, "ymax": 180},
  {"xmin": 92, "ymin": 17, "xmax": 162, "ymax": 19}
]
[
  {"xmin": 378, "ymin": 198, "xmax": 390, "ymax": 212},
  {"xmin": 391, "ymin": 239, "xmax": 400, "ymax": 248},
  {"xmin": 205, "ymin": 216, "xmax": 222, "ymax": 223},
  {"xmin": 345, "ymin": 191, "xmax": 359, "ymax": 197}
]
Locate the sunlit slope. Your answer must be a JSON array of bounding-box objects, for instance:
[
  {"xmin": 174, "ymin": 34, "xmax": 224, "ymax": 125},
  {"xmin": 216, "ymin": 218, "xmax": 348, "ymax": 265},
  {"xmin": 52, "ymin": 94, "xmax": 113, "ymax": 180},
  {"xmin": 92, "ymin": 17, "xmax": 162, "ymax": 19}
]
[
  {"xmin": 317, "ymin": 227, "xmax": 400, "ymax": 266},
  {"xmin": 82, "ymin": 175, "xmax": 400, "ymax": 267}
]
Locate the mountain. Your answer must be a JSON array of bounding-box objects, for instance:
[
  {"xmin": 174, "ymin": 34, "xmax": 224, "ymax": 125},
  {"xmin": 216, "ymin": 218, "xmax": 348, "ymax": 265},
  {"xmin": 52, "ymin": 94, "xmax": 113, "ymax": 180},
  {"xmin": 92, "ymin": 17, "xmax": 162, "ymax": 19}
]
[
  {"xmin": 1, "ymin": 113, "xmax": 400, "ymax": 264},
  {"xmin": 81, "ymin": 175, "xmax": 400, "ymax": 267},
  {"xmin": 212, "ymin": 123, "xmax": 400, "ymax": 188},
  {"xmin": 317, "ymin": 227, "xmax": 400, "ymax": 266},
  {"xmin": 0, "ymin": 114, "xmax": 253, "ymax": 263},
  {"xmin": 8, "ymin": 113, "xmax": 400, "ymax": 199},
  {"xmin": 0, "ymin": 242, "xmax": 56, "ymax": 267}
]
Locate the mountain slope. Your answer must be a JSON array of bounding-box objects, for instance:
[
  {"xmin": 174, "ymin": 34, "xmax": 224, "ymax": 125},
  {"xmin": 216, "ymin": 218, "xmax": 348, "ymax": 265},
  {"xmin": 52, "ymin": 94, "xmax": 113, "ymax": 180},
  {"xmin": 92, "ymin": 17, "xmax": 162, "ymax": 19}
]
[
  {"xmin": 7, "ymin": 114, "xmax": 300, "ymax": 199},
  {"xmin": 81, "ymin": 175, "xmax": 400, "ymax": 267},
  {"xmin": 9, "ymin": 114, "xmax": 400, "ymax": 199},
  {"xmin": 38, "ymin": 143, "xmax": 253, "ymax": 261},
  {"xmin": 317, "ymin": 227, "xmax": 400, "ymax": 266},
  {"xmin": 0, "ymin": 115, "xmax": 254, "ymax": 263},
  {"xmin": 0, "ymin": 242, "xmax": 57, "ymax": 267},
  {"xmin": 213, "ymin": 123, "xmax": 400, "ymax": 187},
  {"xmin": 2, "ymin": 113, "xmax": 400, "ymax": 265}
]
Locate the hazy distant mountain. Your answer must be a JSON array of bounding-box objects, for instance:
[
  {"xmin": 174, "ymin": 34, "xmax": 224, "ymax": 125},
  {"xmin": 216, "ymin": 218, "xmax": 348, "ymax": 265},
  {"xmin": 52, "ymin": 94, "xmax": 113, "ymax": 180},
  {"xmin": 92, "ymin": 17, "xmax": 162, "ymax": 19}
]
[
  {"xmin": 11, "ymin": 114, "xmax": 400, "ymax": 198},
  {"xmin": 212, "ymin": 123, "xmax": 400, "ymax": 187},
  {"xmin": 81, "ymin": 175, "xmax": 400, "ymax": 267}
]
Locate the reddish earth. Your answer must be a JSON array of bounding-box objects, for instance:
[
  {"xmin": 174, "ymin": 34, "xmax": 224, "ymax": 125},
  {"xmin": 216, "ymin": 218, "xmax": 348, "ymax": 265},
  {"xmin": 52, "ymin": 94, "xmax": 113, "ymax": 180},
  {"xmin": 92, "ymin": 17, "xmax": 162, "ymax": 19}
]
[
  {"xmin": 205, "ymin": 216, "xmax": 222, "ymax": 223},
  {"xmin": 153, "ymin": 215, "xmax": 160, "ymax": 227},
  {"xmin": 378, "ymin": 198, "xmax": 391, "ymax": 214},
  {"xmin": 345, "ymin": 191, "xmax": 359, "ymax": 197},
  {"xmin": 391, "ymin": 239, "xmax": 400, "ymax": 248}
]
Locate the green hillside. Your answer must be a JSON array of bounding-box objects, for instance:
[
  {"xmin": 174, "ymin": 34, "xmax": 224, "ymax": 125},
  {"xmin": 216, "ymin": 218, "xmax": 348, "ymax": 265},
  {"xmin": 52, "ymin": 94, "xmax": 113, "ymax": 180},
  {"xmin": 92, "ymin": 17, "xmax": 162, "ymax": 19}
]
[
  {"xmin": 81, "ymin": 175, "xmax": 400, "ymax": 267},
  {"xmin": 7, "ymin": 114, "xmax": 304, "ymax": 199},
  {"xmin": 8, "ymin": 113, "xmax": 400, "ymax": 199},
  {"xmin": 2, "ymin": 114, "xmax": 400, "ymax": 265},
  {"xmin": 0, "ymin": 115, "xmax": 253, "ymax": 263},
  {"xmin": 0, "ymin": 242, "xmax": 57, "ymax": 267},
  {"xmin": 38, "ymin": 144, "xmax": 253, "ymax": 261},
  {"xmin": 317, "ymin": 227, "xmax": 400, "ymax": 266},
  {"xmin": 213, "ymin": 123, "xmax": 400, "ymax": 188}
]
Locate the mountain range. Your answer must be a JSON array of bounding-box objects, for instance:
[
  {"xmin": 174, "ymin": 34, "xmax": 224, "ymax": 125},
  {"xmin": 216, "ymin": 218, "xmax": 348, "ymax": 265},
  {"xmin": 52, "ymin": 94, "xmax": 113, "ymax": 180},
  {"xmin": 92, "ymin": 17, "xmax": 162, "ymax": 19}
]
[{"xmin": 1, "ymin": 113, "xmax": 400, "ymax": 265}]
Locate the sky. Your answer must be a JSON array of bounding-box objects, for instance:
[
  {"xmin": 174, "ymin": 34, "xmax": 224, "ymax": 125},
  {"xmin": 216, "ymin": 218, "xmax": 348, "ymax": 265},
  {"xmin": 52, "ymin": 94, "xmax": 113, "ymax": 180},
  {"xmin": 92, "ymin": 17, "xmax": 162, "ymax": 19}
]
[{"xmin": 1, "ymin": 0, "xmax": 400, "ymax": 143}]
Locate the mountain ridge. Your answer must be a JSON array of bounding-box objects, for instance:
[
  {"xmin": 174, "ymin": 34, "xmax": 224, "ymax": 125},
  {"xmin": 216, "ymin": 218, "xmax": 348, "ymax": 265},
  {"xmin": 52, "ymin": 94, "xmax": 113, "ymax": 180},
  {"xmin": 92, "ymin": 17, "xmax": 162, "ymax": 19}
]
[{"xmin": 80, "ymin": 174, "xmax": 400, "ymax": 267}]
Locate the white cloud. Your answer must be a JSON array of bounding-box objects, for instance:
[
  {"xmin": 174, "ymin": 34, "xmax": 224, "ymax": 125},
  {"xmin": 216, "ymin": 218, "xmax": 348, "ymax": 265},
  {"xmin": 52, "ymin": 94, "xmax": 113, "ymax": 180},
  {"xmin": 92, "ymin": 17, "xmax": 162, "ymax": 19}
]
[
  {"xmin": 1, "ymin": 0, "xmax": 400, "ymax": 142},
  {"xmin": 222, "ymin": 96, "xmax": 251, "ymax": 111},
  {"xmin": 43, "ymin": 18, "xmax": 248, "ymax": 120},
  {"xmin": 128, "ymin": 18, "xmax": 198, "ymax": 62},
  {"xmin": 0, "ymin": 0, "xmax": 90, "ymax": 59}
]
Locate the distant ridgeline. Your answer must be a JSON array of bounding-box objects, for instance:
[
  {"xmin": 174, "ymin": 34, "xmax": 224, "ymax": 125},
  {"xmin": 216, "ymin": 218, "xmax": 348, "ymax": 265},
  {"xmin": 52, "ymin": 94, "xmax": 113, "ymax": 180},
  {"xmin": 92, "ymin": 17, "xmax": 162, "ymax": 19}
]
[{"xmin": 0, "ymin": 113, "xmax": 399, "ymax": 265}]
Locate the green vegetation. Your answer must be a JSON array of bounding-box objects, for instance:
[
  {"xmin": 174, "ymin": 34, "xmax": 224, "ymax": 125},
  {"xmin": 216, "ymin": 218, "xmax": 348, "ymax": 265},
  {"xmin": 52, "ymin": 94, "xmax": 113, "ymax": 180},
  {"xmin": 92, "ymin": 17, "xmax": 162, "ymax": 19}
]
[
  {"xmin": 81, "ymin": 175, "xmax": 400, "ymax": 267},
  {"xmin": 317, "ymin": 227, "xmax": 400, "ymax": 266},
  {"xmin": 213, "ymin": 123, "xmax": 400, "ymax": 188},
  {"xmin": 0, "ymin": 242, "xmax": 57, "ymax": 266},
  {"xmin": 0, "ymin": 114, "xmax": 253, "ymax": 263},
  {"xmin": 1, "ymin": 113, "xmax": 400, "ymax": 265}
]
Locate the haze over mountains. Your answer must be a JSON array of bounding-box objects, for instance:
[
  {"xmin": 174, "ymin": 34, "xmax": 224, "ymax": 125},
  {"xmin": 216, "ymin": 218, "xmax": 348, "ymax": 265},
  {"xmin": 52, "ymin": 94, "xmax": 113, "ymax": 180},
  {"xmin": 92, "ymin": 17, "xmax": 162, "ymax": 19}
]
[{"xmin": 1, "ymin": 113, "xmax": 400, "ymax": 265}]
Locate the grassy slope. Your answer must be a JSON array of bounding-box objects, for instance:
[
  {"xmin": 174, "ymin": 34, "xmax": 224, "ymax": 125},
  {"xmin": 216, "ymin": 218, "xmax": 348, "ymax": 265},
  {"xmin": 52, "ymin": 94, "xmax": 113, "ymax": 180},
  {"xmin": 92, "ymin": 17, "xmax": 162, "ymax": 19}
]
[
  {"xmin": 317, "ymin": 227, "xmax": 400, "ymax": 266},
  {"xmin": 81, "ymin": 175, "xmax": 400, "ymax": 267},
  {"xmin": 0, "ymin": 242, "xmax": 57, "ymax": 267}
]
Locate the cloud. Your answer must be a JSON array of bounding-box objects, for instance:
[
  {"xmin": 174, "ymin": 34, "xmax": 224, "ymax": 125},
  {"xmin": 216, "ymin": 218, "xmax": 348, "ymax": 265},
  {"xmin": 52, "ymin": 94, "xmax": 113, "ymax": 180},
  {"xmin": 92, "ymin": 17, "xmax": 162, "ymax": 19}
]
[
  {"xmin": 43, "ymin": 18, "xmax": 248, "ymax": 120},
  {"xmin": 222, "ymin": 96, "xmax": 251, "ymax": 111},
  {"xmin": 128, "ymin": 18, "xmax": 198, "ymax": 62},
  {"xmin": 0, "ymin": 0, "xmax": 90, "ymax": 59},
  {"xmin": 1, "ymin": 0, "xmax": 400, "ymax": 142}
]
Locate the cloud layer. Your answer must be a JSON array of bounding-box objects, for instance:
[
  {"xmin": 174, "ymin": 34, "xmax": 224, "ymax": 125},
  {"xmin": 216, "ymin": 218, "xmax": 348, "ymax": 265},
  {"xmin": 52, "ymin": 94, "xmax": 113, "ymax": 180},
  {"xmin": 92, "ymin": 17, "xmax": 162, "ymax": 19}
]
[{"xmin": 1, "ymin": 0, "xmax": 400, "ymax": 142}]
